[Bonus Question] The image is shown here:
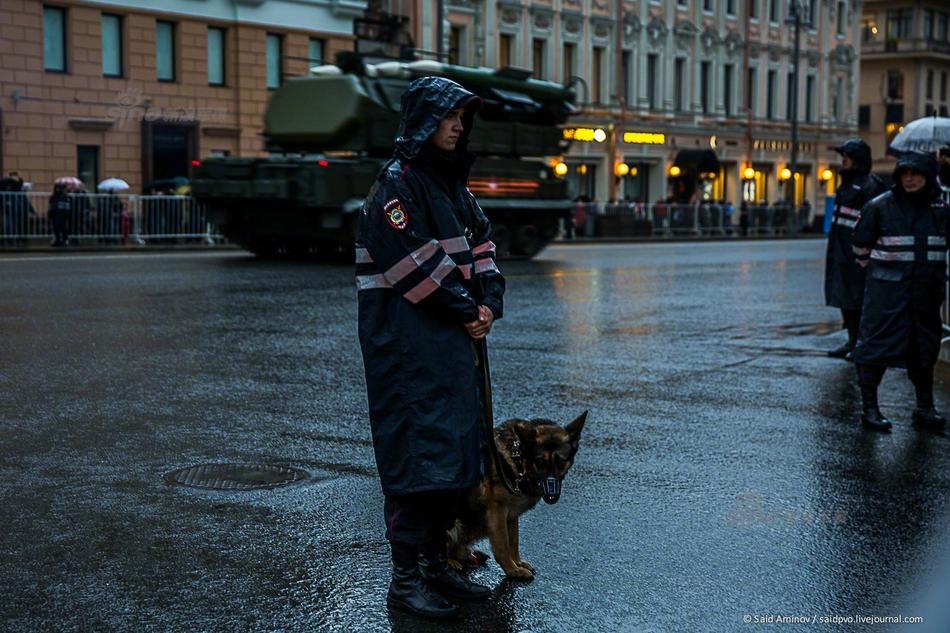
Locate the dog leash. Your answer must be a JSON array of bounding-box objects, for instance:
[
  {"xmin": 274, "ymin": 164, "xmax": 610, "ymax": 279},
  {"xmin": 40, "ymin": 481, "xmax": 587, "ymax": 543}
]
[{"xmin": 476, "ymin": 338, "xmax": 522, "ymax": 496}]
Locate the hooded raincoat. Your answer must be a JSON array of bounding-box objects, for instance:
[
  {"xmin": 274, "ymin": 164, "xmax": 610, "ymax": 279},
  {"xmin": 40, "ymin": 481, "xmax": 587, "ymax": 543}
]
[
  {"xmin": 824, "ymin": 138, "xmax": 887, "ymax": 309},
  {"xmin": 852, "ymin": 152, "xmax": 949, "ymax": 368},
  {"xmin": 356, "ymin": 77, "xmax": 506, "ymax": 497}
]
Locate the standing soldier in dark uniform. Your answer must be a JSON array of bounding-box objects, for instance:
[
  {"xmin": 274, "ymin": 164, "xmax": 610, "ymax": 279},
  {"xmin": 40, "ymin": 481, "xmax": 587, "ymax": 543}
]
[
  {"xmin": 851, "ymin": 152, "xmax": 948, "ymax": 431},
  {"xmin": 355, "ymin": 76, "xmax": 505, "ymax": 619},
  {"xmin": 825, "ymin": 138, "xmax": 887, "ymax": 360}
]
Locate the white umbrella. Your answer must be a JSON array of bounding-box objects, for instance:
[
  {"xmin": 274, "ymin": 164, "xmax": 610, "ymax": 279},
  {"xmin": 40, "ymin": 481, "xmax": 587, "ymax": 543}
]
[
  {"xmin": 889, "ymin": 116, "xmax": 950, "ymax": 154},
  {"xmin": 97, "ymin": 177, "xmax": 130, "ymax": 192},
  {"xmin": 55, "ymin": 176, "xmax": 85, "ymax": 191}
]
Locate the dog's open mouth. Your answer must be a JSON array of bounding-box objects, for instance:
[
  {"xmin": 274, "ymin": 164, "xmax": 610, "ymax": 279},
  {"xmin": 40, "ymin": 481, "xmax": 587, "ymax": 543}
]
[{"xmin": 540, "ymin": 476, "xmax": 561, "ymax": 504}]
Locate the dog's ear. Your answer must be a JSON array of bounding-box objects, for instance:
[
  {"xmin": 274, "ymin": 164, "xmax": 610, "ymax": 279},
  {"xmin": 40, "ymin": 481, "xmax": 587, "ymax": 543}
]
[
  {"xmin": 511, "ymin": 420, "xmax": 537, "ymax": 449},
  {"xmin": 565, "ymin": 411, "xmax": 587, "ymax": 451}
]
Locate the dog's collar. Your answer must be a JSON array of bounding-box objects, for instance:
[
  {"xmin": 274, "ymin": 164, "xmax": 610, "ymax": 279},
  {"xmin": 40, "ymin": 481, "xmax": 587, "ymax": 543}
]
[{"xmin": 505, "ymin": 438, "xmax": 526, "ymax": 494}]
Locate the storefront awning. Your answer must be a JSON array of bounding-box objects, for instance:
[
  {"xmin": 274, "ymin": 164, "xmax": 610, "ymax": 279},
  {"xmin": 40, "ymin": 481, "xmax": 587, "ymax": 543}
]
[{"xmin": 673, "ymin": 149, "xmax": 720, "ymax": 173}]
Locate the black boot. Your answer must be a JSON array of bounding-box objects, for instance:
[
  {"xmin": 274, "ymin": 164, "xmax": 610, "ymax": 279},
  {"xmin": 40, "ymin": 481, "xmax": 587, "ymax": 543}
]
[
  {"xmin": 387, "ymin": 542, "xmax": 460, "ymax": 619},
  {"xmin": 419, "ymin": 539, "xmax": 491, "ymax": 601},
  {"xmin": 828, "ymin": 342, "xmax": 852, "ymax": 359},
  {"xmin": 860, "ymin": 383, "xmax": 892, "ymax": 431},
  {"xmin": 911, "ymin": 380, "xmax": 946, "ymax": 430}
]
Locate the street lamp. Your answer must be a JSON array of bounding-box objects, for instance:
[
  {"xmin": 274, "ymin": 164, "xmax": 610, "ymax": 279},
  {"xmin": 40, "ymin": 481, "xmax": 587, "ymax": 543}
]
[{"xmin": 786, "ymin": 0, "xmax": 809, "ymax": 204}]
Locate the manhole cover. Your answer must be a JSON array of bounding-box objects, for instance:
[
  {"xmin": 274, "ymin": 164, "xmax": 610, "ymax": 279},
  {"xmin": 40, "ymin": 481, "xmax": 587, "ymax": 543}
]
[{"xmin": 162, "ymin": 463, "xmax": 308, "ymax": 490}]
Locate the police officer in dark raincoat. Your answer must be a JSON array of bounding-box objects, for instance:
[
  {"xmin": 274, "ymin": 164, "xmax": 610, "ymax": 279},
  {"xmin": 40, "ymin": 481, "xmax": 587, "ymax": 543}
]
[
  {"xmin": 355, "ymin": 76, "xmax": 505, "ymax": 619},
  {"xmin": 824, "ymin": 138, "xmax": 886, "ymax": 359},
  {"xmin": 851, "ymin": 152, "xmax": 948, "ymax": 431}
]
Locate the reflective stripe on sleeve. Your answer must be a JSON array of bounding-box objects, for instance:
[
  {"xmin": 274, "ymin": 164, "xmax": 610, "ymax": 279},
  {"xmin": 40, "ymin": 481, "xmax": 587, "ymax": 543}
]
[
  {"xmin": 439, "ymin": 236, "xmax": 470, "ymax": 254},
  {"xmin": 878, "ymin": 236, "xmax": 915, "ymax": 246},
  {"xmin": 475, "ymin": 258, "xmax": 500, "ymax": 275},
  {"xmin": 355, "ymin": 248, "xmax": 374, "ymax": 264},
  {"xmin": 383, "ymin": 239, "xmax": 441, "ymax": 285},
  {"xmin": 834, "ymin": 217, "xmax": 857, "ymax": 229},
  {"xmin": 356, "ymin": 274, "xmax": 392, "ymax": 290},
  {"xmin": 928, "ymin": 236, "xmax": 946, "ymax": 246},
  {"xmin": 403, "ymin": 255, "xmax": 458, "ymax": 304},
  {"xmin": 458, "ymin": 263, "xmax": 472, "ymax": 279},
  {"xmin": 928, "ymin": 251, "xmax": 946, "ymax": 261},
  {"xmin": 472, "ymin": 240, "xmax": 497, "ymax": 256},
  {"xmin": 870, "ymin": 249, "xmax": 914, "ymax": 261},
  {"xmin": 838, "ymin": 206, "xmax": 861, "ymax": 219}
]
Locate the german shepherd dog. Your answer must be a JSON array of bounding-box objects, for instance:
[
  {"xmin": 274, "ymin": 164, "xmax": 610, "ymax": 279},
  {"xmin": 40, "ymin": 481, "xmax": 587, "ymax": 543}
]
[{"xmin": 446, "ymin": 411, "xmax": 587, "ymax": 581}]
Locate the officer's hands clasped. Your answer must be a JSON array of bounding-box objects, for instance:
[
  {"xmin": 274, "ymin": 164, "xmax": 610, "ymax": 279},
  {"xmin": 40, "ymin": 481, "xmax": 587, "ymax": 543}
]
[{"xmin": 464, "ymin": 305, "xmax": 494, "ymax": 340}]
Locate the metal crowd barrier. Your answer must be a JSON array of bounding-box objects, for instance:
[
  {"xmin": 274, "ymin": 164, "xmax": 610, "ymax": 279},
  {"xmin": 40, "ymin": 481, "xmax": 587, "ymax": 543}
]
[{"xmin": 0, "ymin": 192, "xmax": 222, "ymax": 246}]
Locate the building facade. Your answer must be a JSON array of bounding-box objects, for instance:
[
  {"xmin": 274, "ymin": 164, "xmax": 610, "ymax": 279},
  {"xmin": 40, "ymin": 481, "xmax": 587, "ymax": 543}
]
[
  {"xmin": 0, "ymin": 0, "xmax": 357, "ymax": 192},
  {"xmin": 858, "ymin": 0, "xmax": 950, "ymax": 175},
  {"xmin": 437, "ymin": 0, "xmax": 862, "ymax": 212}
]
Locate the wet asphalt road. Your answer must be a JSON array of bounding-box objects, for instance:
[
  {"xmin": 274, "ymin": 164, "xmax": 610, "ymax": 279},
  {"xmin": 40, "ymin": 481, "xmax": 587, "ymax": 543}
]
[{"xmin": 2, "ymin": 240, "xmax": 950, "ymax": 633}]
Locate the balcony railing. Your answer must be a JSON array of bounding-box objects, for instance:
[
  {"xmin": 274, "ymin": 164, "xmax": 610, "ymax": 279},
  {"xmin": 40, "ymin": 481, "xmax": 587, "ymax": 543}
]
[{"xmin": 863, "ymin": 38, "xmax": 950, "ymax": 56}]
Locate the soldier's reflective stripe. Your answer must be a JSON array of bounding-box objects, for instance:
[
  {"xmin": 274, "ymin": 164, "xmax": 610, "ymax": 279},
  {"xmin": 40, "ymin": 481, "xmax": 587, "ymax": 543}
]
[
  {"xmin": 928, "ymin": 251, "xmax": 946, "ymax": 261},
  {"xmin": 383, "ymin": 239, "xmax": 441, "ymax": 285},
  {"xmin": 928, "ymin": 236, "xmax": 946, "ymax": 246},
  {"xmin": 475, "ymin": 258, "xmax": 500, "ymax": 275},
  {"xmin": 472, "ymin": 240, "xmax": 497, "ymax": 256},
  {"xmin": 870, "ymin": 249, "xmax": 914, "ymax": 261},
  {"xmin": 838, "ymin": 206, "xmax": 861, "ymax": 219},
  {"xmin": 458, "ymin": 263, "xmax": 472, "ymax": 279},
  {"xmin": 356, "ymin": 274, "xmax": 392, "ymax": 290},
  {"xmin": 355, "ymin": 248, "xmax": 374, "ymax": 264},
  {"xmin": 853, "ymin": 246, "xmax": 870, "ymax": 256},
  {"xmin": 834, "ymin": 216, "xmax": 857, "ymax": 228},
  {"xmin": 439, "ymin": 236, "xmax": 470, "ymax": 254},
  {"xmin": 404, "ymin": 255, "xmax": 457, "ymax": 304},
  {"xmin": 878, "ymin": 236, "xmax": 915, "ymax": 246}
]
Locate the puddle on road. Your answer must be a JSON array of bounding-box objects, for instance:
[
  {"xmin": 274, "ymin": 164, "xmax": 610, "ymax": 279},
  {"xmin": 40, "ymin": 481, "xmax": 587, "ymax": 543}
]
[{"xmin": 775, "ymin": 321, "xmax": 842, "ymax": 337}]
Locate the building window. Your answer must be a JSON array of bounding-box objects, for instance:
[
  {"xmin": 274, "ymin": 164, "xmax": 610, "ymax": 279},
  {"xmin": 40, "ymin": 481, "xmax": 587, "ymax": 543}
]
[
  {"xmin": 448, "ymin": 27, "xmax": 462, "ymax": 65},
  {"xmin": 836, "ymin": 2, "xmax": 846, "ymax": 36},
  {"xmin": 727, "ymin": 0, "xmax": 735, "ymax": 16},
  {"xmin": 208, "ymin": 27, "xmax": 225, "ymax": 85},
  {"xmin": 927, "ymin": 70, "xmax": 934, "ymax": 100},
  {"xmin": 647, "ymin": 54, "xmax": 658, "ymax": 109},
  {"xmin": 592, "ymin": 47, "xmax": 603, "ymax": 104},
  {"xmin": 532, "ymin": 39, "xmax": 546, "ymax": 80},
  {"xmin": 926, "ymin": 103, "xmax": 935, "ymax": 117},
  {"xmin": 704, "ymin": 0, "xmax": 713, "ymax": 11},
  {"xmin": 156, "ymin": 21, "xmax": 175, "ymax": 82},
  {"xmin": 887, "ymin": 70, "xmax": 904, "ymax": 100},
  {"xmin": 766, "ymin": 70, "xmax": 776, "ymax": 119},
  {"xmin": 861, "ymin": 20, "xmax": 875, "ymax": 43},
  {"xmin": 266, "ymin": 33, "xmax": 282, "ymax": 89},
  {"xmin": 724, "ymin": 64, "xmax": 734, "ymax": 117},
  {"xmin": 77, "ymin": 146, "xmax": 99, "ymax": 192},
  {"xmin": 747, "ymin": 67, "xmax": 757, "ymax": 116},
  {"xmin": 833, "ymin": 76, "xmax": 843, "ymax": 121},
  {"xmin": 749, "ymin": 0, "xmax": 758, "ymax": 20},
  {"xmin": 101, "ymin": 14, "xmax": 122, "ymax": 78},
  {"xmin": 309, "ymin": 38, "xmax": 325, "ymax": 69},
  {"xmin": 805, "ymin": 0, "xmax": 817, "ymax": 27},
  {"xmin": 562, "ymin": 42, "xmax": 575, "ymax": 82},
  {"xmin": 886, "ymin": 10, "xmax": 913, "ymax": 40},
  {"xmin": 678, "ymin": 0, "xmax": 687, "ymax": 7},
  {"xmin": 923, "ymin": 10, "xmax": 934, "ymax": 39},
  {"xmin": 499, "ymin": 33, "xmax": 513, "ymax": 67},
  {"xmin": 786, "ymin": 72, "xmax": 794, "ymax": 120},
  {"xmin": 621, "ymin": 50, "xmax": 631, "ymax": 105},
  {"xmin": 805, "ymin": 75, "xmax": 814, "ymax": 122},
  {"xmin": 857, "ymin": 105, "xmax": 870, "ymax": 130},
  {"xmin": 674, "ymin": 58, "xmax": 686, "ymax": 112},
  {"xmin": 43, "ymin": 6, "xmax": 66, "ymax": 72},
  {"xmin": 941, "ymin": 71, "xmax": 948, "ymax": 102},
  {"xmin": 939, "ymin": 13, "xmax": 949, "ymax": 41},
  {"xmin": 700, "ymin": 61, "xmax": 711, "ymax": 114},
  {"xmin": 769, "ymin": 0, "xmax": 779, "ymax": 23}
]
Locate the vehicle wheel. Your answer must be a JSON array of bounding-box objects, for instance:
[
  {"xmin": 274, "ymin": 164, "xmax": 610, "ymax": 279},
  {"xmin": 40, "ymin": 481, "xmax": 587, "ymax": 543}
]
[
  {"xmin": 512, "ymin": 224, "xmax": 542, "ymax": 258},
  {"xmin": 491, "ymin": 224, "xmax": 511, "ymax": 259}
]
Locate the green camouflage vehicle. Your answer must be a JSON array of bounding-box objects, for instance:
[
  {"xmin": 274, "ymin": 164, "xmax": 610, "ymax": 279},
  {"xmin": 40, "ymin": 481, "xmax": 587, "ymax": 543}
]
[{"xmin": 192, "ymin": 55, "xmax": 576, "ymax": 259}]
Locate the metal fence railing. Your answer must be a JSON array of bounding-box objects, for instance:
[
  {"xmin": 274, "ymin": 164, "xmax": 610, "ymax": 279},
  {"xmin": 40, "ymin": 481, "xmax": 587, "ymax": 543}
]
[
  {"xmin": 568, "ymin": 201, "xmax": 815, "ymax": 239},
  {"xmin": 0, "ymin": 192, "xmax": 221, "ymax": 246}
]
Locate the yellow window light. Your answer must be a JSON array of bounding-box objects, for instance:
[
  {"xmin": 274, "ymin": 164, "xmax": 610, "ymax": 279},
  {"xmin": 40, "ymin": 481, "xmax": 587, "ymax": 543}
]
[
  {"xmin": 628, "ymin": 166, "xmax": 638, "ymax": 177},
  {"xmin": 554, "ymin": 161, "xmax": 569, "ymax": 177},
  {"xmin": 669, "ymin": 165, "xmax": 682, "ymax": 177},
  {"xmin": 623, "ymin": 131, "xmax": 666, "ymax": 145},
  {"xmin": 615, "ymin": 162, "xmax": 630, "ymax": 177},
  {"xmin": 578, "ymin": 164, "xmax": 588, "ymax": 175},
  {"xmin": 779, "ymin": 167, "xmax": 792, "ymax": 181},
  {"xmin": 743, "ymin": 166, "xmax": 756, "ymax": 180}
]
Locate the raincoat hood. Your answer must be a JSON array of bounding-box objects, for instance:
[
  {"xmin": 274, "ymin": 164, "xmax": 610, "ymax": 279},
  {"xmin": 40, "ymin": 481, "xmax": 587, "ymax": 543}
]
[
  {"xmin": 834, "ymin": 138, "xmax": 873, "ymax": 175},
  {"xmin": 892, "ymin": 151, "xmax": 940, "ymax": 198},
  {"xmin": 394, "ymin": 76, "xmax": 482, "ymax": 161}
]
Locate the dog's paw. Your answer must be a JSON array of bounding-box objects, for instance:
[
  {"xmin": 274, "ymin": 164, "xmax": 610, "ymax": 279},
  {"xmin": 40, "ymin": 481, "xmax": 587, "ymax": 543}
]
[
  {"xmin": 503, "ymin": 565, "xmax": 534, "ymax": 581},
  {"xmin": 447, "ymin": 557, "xmax": 464, "ymax": 571},
  {"xmin": 515, "ymin": 559, "xmax": 535, "ymax": 573}
]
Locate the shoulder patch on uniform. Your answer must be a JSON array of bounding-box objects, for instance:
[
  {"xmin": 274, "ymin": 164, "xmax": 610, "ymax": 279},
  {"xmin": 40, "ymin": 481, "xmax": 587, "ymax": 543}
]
[{"xmin": 383, "ymin": 198, "xmax": 408, "ymax": 230}]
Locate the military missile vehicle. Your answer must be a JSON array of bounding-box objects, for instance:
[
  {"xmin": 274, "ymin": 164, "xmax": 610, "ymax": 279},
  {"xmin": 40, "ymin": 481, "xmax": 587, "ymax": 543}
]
[{"xmin": 192, "ymin": 14, "xmax": 577, "ymax": 259}]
